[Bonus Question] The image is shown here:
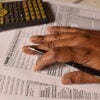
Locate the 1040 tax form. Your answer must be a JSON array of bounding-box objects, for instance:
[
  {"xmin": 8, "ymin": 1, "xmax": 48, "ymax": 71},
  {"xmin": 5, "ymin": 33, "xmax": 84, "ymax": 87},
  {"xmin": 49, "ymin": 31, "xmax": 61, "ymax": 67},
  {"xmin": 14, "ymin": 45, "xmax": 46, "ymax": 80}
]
[{"xmin": 0, "ymin": 0, "xmax": 100, "ymax": 100}]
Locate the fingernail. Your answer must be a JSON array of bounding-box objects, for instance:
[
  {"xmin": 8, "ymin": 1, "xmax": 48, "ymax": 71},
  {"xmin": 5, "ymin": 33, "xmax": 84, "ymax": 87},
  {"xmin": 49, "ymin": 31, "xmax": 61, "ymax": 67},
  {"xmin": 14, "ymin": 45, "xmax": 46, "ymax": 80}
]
[
  {"xmin": 61, "ymin": 78, "xmax": 72, "ymax": 84},
  {"xmin": 33, "ymin": 65, "xmax": 37, "ymax": 71},
  {"xmin": 30, "ymin": 36, "xmax": 38, "ymax": 41},
  {"xmin": 22, "ymin": 46, "xmax": 34, "ymax": 55},
  {"xmin": 47, "ymin": 27, "xmax": 53, "ymax": 31},
  {"xmin": 33, "ymin": 65, "xmax": 39, "ymax": 71},
  {"xmin": 48, "ymin": 27, "xmax": 52, "ymax": 30}
]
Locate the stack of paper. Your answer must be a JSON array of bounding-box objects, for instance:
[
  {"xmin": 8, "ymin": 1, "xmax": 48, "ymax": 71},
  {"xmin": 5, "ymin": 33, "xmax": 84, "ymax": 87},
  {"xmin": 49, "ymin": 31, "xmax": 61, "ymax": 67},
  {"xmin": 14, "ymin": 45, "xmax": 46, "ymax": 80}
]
[{"xmin": 0, "ymin": 0, "xmax": 100, "ymax": 100}]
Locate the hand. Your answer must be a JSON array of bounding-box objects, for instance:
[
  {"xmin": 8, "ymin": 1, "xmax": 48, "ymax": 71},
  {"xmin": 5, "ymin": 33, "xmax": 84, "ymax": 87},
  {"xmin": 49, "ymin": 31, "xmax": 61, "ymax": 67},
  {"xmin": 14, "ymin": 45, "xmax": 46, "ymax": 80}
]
[{"xmin": 22, "ymin": 27, "xmax": 100, "ymax": 84}]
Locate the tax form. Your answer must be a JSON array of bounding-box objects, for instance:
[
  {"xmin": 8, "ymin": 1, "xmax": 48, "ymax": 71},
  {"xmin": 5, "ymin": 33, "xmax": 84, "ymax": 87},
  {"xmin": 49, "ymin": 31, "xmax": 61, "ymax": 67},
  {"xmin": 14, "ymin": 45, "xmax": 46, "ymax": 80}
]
[{"xmin": 0, "ymin": 0, "xmax": 100, "ymax": 100}]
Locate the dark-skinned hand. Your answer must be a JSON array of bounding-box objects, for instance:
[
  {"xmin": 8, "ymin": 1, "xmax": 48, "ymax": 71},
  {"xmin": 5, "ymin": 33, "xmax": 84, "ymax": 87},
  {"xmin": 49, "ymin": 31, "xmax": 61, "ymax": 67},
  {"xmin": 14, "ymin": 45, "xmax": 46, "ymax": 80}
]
[{"xmin": 22, "ymin": 27, "xmax": 100, "ymax": 84}]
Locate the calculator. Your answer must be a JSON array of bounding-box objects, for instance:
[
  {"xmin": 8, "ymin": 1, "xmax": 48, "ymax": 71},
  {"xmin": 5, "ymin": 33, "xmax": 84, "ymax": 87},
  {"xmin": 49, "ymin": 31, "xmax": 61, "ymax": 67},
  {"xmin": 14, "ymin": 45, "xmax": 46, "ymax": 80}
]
[{"xmin": 0, "ymin": 0, "xmax": 49, "ymax": 31}]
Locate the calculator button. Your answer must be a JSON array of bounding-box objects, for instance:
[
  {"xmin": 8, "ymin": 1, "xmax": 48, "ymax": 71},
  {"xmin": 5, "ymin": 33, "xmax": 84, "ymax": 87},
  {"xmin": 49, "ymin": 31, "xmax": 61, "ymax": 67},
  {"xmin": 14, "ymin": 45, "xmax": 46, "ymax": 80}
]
[
  {"xmin": 29, "ymin": 7, "xmax": 33, "ymax": 12},
  {"xmin": 34, "ymin": 3, "xmax": 37, "ymax": 8},
  {"xmin": 39, "ymin": 3, "xmax": 42, "ymax": 8},
  {"xmin": 13, "ymin": 7, "xmax": 18, "ymax": 11},
  {"xmin": 0, "ymin": 9, "xmax": 8, "ymax": 17},
  {"xmin": 32, "ymin": 0, "xmax": 36, "ymax": 4},
  {"xmin": 10, "ymin": 18, "xmax": 14, "ymax": 23},
  {"xmin": 30, "ymin": 11, "xmax": 35, "ymax": 20},
  {"xmin": 28, "ymin": 0, "xmax": 32, "ymax": 5},
  {"xmin": 37, "ymin": 15, "xmax": 41, "ymax": 19},
  {"xmin": 31, "ymin": 11, "xmax": 35, "ymax": 15},
  {"xmin": 25, "ymin": 14, "xmax": 30, "ymax": 21},
  {"xmin": 3, "ymin": 4, "xmax": 7, "ymax": 9},
  {"xmin": 5, "ymin": 16, "xmax": 10, "ymax": 24},
  {"xmin": 31, "ymin": 16, "xmax": 35, "ymax": 20},
  {"xmin": 24, "ymin": 8, "xmax": 28, "ymax": 12},
  {"xmin": 39, "ymin": 6, "xmax": 44, "ymax": 11},
  {"xmin": 40, "ymin": 10, "xmax": 46, "ymax": 18},
  {"xmin": 25, "ymin": 11, "xmax": 30, "ymax": 21},
  {"xmin": 0, "ymin": 17, "xmax": 4, "ymax": 24},
  {"xmin": 20, "ymin": 17, "xmax": 24, "ymax": 21},
  {"xmin": 28, "ymin": 0, "xmax": 31, "ymax": 3},
  {"xmin": 25, "ymin": 12, "xmax": 29, "ymax": 16},
  {"xmin": 33, "ymin": 5, "xmax": 41, "ymax": 19},
  {"xmin": 30, "ymin": 11, "xmax": 36, "ymax": 20},
  {"xmin": 25, "ymin": 15, "xmax": 30, "ymax": 21},
  {"xmin": 8, "ymin": 3, "xmax": 13, "ymax": 9},
  {"xmin": 37, "ymin": 0, "xmax": 41, "ymax": 3},
  {"xmin": 20, "ymin": 13, "xmax": 24, "ymax": 18},
  {"xmin": 15, "ymin": 17, "xmax": 19, "ymax": 22},
  {"xmin": 0, "ymin": 3, "xmax": 3, "ymax": 9}
]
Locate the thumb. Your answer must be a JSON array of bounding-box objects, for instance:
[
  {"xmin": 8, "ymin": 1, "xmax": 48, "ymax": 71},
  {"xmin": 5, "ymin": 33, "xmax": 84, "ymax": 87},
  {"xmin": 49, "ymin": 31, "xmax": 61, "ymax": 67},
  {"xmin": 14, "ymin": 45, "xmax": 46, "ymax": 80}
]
[
  {"xmin": 61, "ymin": 71, "xmax": 100, "ymax": 84},
  {"xmin": 34, "ymin": 49, "xmax": 56, "ymax": 71}
]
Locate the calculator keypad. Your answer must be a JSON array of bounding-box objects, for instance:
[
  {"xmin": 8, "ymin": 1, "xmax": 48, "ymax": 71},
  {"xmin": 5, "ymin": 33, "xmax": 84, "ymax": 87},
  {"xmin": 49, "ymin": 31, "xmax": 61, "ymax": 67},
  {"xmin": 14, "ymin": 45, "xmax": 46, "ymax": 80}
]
[{"xmin": 0, "ymin": 0, "xmax": 48, "ymax": 31}]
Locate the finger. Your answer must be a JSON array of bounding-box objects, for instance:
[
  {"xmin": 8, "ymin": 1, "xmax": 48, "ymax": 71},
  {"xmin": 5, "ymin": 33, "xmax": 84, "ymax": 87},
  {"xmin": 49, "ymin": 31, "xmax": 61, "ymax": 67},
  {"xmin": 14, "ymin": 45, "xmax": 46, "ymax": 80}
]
[
  {"xmin": 30, "ymin": 32, "xmax": 78, "ymax": 44},
  {"xmin": 34, "ymin": 49, "xmax": 56, "ymax": 71},
  {"xmin": 48, "ymin": 27, "xmax": 83, "ymax": 33},
  {"xmin": 48, "ymin": 26, "xmax": 93, "ymax": 33},
  {"xmin": 61, "ymin": 71, "xmax": 100, "ymax": 84},
  {"xmin": 38, "ymin": 35, "xmax": 88, "ymax": 50},
  {"xmin": 34, "ymin": 47, "xmax": 90, "ymax": 71}
]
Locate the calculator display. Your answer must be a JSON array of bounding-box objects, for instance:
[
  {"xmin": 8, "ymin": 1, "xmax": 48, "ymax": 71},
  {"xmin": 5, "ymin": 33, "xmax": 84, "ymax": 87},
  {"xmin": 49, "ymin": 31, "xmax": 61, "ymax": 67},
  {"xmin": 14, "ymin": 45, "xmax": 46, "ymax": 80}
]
[{"xmin": 0, "ymin": 0, "xmax": 49, "ymax": 31}]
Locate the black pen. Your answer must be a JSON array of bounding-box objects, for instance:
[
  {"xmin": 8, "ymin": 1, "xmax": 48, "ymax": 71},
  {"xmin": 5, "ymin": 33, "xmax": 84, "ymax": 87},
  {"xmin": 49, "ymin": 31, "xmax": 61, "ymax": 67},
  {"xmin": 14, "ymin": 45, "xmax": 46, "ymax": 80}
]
[{"xmin": 28, "ymin": 46, "xmax": 100, "ymax": 76}]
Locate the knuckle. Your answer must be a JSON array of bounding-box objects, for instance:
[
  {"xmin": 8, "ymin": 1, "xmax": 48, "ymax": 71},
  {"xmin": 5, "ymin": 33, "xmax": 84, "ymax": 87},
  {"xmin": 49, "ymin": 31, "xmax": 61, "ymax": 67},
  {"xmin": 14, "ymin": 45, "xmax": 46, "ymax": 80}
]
[
  {"xmin": 69, "ymin": 27, "xmax": 79, "ymax": 32},
  {"xmin": 76, "ymin": 72, "xmax": 85, "ymax": 84},
  {"xmin": 50, "ymin": 48, "xmax": 58, "ymax": 59},
  {"xmin": 47, "ymin": 41, "xmax": 55, "ymax": 49},
  {"xmin": 78, "ymin": 34, "xmax": 90, "ymax": 41},
  {"xmin": 54, "ymin": 33, "xmax": 60, "ymax": 40},
  {"xmin": 84, "ymin": 34, "xmax": 91, "ymax": 39},
  {"xmin": 39, "ymin": 36, "xmax": 44, "ymax": 41},
  {"xmin": 51, "ymin": 48, "xmax": 57, "ymax": 55}
]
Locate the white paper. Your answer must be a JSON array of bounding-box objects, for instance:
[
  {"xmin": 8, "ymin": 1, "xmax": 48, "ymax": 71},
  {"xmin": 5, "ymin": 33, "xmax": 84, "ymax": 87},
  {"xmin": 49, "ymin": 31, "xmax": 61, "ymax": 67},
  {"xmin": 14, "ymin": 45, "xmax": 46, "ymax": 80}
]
[
  {"xmin": 0, "ymin": 71, "xmax": 100, "ymax": 100},
  {"xmin": 0, "ymin": 1, "xmax": 100, "ymax": 100},
  {"xmin": 54, "ymin": 0, "xmax": 100, "ymax": 8}
]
